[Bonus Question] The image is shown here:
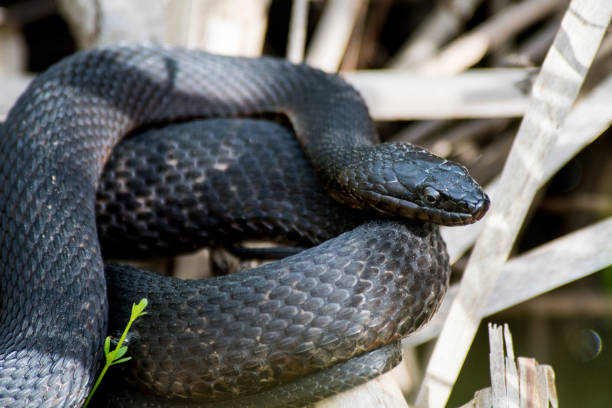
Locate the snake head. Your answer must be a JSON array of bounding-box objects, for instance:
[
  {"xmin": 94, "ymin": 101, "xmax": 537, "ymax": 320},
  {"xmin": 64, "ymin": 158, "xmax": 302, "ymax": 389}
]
[{"xmin": 349, "ymin": 143, "xmax": 490, "ymax": 226}]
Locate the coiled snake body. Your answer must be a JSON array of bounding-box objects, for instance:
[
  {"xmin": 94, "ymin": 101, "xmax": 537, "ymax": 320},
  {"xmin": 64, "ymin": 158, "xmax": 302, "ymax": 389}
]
[{"xmin": 0, "ymin": 45, "xmax": 489, "ymax": 407}]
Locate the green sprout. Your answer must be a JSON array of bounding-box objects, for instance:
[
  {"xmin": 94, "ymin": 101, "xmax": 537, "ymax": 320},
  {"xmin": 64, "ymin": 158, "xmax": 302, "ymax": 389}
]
[{"xmin": 83, "ymin": 298, "xmax": 148, "ymax": 407}]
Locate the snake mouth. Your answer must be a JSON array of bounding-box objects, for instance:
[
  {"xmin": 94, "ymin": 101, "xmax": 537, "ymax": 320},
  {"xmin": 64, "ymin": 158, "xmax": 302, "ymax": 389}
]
[
  {"xmin": 364, "ymin": 191, "xmax": 490, "ymax": 226},
  {"xmin": 471, "ymin": 194, "xmax": 491, "ymax": 221}
]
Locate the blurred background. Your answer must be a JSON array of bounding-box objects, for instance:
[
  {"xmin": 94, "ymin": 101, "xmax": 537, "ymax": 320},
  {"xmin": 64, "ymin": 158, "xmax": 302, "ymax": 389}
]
[{"xmin": 0, "ymin": 0, "xmax": 610, "ymax": 406}]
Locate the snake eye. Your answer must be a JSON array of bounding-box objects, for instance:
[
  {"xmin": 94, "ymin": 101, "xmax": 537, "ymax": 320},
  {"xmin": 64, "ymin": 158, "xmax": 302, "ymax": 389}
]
[{"xmin": 423, "ymin": 186, "xmax": 440, "ymax": 205}]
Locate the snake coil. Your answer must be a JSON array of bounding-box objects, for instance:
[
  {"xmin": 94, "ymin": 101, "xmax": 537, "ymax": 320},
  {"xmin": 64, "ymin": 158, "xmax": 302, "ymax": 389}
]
[{"xmin": 0, "ymin": 44, "xmax": 488, "ymax": 407}]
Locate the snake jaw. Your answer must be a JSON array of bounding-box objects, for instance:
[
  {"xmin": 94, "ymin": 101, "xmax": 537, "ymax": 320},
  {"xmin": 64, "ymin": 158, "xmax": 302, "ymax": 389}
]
[
  {"xmin": 362, "ymin": 190, "xmax": 420, "ymax": 218},
  {"xmin": 362, "ymin": 189, "xmax": 489, "ymax": 226}
]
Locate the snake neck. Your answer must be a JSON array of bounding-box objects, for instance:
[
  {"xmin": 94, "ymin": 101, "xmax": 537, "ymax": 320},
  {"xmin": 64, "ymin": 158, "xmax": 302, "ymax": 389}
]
[{"xmin": 301, "ymin": 145, "xmax": 374, "ymax": 211}]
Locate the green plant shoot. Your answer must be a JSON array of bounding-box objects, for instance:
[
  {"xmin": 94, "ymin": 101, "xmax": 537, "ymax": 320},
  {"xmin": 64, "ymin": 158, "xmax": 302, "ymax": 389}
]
[{"xmin": 83, "ymin": 298, "xmax": 148, "ymax": 408}]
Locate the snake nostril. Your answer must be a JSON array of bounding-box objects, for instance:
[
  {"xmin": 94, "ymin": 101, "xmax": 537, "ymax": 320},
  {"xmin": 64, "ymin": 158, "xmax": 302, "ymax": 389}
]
[{"xmin": 475, "ymin": 196, "xmax": 491, "ymax": 217}]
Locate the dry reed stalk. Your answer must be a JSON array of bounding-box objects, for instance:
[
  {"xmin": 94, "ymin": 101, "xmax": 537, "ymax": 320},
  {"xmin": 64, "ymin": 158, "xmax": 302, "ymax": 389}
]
[
  {"xmin": 415, "ymin": 2, "xmax": 612, "ymax": 404},
  {"xmin": 407, "ymin": 215, "xmax": 612, "ymax": 348},
  {"xmin": 305, "ymin": 0, "xmax": 366, "ymax": 72},
  {"xmin": 166, "ymin": 0, "xmax": 270, "ymax": 55},
  {"xmin": 287, "ymin": 0, "xmax": 308, "ymax": 63},
  {"xmin": 343, "ymin": 68, "xmax": 533, "ymax": 119},
  {"xmin": 417, "ymin": 0, "xmax": 566, "ymax": 75},
  {"xmin": 459, "ymin": 324, "xmax": 558, "ymax": 408},
  {"xmin": 389, "ymin": 0, "xmax": 485, "ymax": 68}
]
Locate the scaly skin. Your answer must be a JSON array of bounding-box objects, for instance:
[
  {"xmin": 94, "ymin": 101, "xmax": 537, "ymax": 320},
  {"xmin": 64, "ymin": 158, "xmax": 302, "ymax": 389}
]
[{"xmin": 0, "ymin": 45, "xmax": 487, "ymax": 407}]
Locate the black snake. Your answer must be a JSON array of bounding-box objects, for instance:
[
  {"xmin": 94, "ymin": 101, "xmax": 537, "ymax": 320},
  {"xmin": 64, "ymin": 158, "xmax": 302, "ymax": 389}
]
[{"xmin": 0, "ymin": 44, "xmax": 489, "ymax": 407}]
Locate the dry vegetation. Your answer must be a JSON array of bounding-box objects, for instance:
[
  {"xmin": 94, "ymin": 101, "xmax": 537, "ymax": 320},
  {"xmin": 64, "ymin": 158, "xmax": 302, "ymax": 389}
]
[{"xmin": 1, "ymin": 0, "xmax": 611, "ymax": 407}]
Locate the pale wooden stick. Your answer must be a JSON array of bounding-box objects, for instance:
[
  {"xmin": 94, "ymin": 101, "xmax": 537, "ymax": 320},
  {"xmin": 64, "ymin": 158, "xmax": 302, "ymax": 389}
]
[
  {"xmin": 442, "ymin": 71, "xmax": 612, "ymax": 263},
  {"xmin": 305, "ymin": 0, "xmax": 366, "ymax": 72},
  {"xmin": 482, "ymin": 216, "xmax": 612, "ymax": 318},
  {"xmin": 406, "ymin": 216, "xmax": 612, "ymax": 347},
  {"xmin": 488, "ymin": 324, "xmax": 507, "ymax": 407},
  {"xmin": 0, "ymin": 75, "xmax": 31, "ymax": 121},
  {"xmin": 338, "ymin": 1, "xmax": 368, "ymax": 71},
  {"xmin": 504, "ymin": 325, "xmax": 519, "ymax": 406},
  {"xmin": 415, "ymin": 2, "xmax": 612, "ymax": 406},
  {"xmin": 314, "ymin": 368, "xmax": 409, "ymax": 408},
  {"xmin": 0, "ymin": 24, "xmax": 26, "ymax": 75},
  {"xmin": 418, "ymin": 0, "xmax": 565, "ymax": 75},
  {"xmin": 542, "ymin": 365, "xmax": 559, "ymax": 407},
  {"xmin": 165, "ymin": 0, "xmax": 270, "ymax": 56},
  {"xmin": 287, "ymin": 0, "xmax": 309, "ymax": 63},
  {"xmin": 342, "ymin": 68, "xmax": 534, "ymax": 120},
  {"xmin": 596, "ymin": 31, "xmax": 612, "ymax": 58},
  {"xmin": 461, "ymin": 324, "xmax": 557, "ymax": 407},
  {"xmin": 57, "ymin": 0, "xmax": 166, "ymax": 48},
  {"xmin": 389, "ymin": 0, "xmax": 484, "ymax": 68},
  {"xmin": 395, "ymin": 346, "xmax": 421, "ymax": 395}
]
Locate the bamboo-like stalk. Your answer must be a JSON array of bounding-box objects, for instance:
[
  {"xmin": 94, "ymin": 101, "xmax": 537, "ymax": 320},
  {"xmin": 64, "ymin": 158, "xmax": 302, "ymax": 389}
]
[
  {"xmin": 389, "ymin": 0, "xmax": 484, "ymax": 68},
  {"xmin": 343, "ymin": 68, "xmax": 533, "ymax": 119},
  {"xmin": 417, "ymin": 0, "xmax": 565, "ymax": 75},
  {"xmin": 406, "ymin": 215, "xmax": 612, "ymax": 348},
  {"xmin": 415, "ymin": 3, "xmax": 612, "ymax": 406},
  {"xmin": 0, "ymin": 24, "xmax": 26, "ymax": 75},
  {"xmin": 314, "ymin": 369, "xmax": 409, "ymax": 408},
  {"xmin": 405, "ymin": 72, "xmax": 612, "ymax": 345},
  {"xmin": 287, "ymin": 0, "xmax": 309, "ymax": 63},
  {"xmin": 459, "ymin": 324, "xmax": 557, "ymax": 407},
  {"xmin": 442, "ymin": 71, "xmax": 612, "ymax": 263},
  {"xmin": 165, "ymin": 0, "xmax": 270, "ymax": 55},
  {"xmin": 57, "ymin": 0, "xmax": 166, "ymax": 48},
  {"xmin": 0, "ymin": 74, "xmax": 31, "ymax": 120},
  {"xmin": 305, "ymin": 0, "xmax": 366, "ymax": 72}
]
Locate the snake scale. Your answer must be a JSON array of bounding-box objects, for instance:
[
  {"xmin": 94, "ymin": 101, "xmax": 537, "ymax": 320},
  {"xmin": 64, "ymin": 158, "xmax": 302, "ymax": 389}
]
[{"xmin": 0, "ymin": 44, "xmax": 489, "ymax": 407}]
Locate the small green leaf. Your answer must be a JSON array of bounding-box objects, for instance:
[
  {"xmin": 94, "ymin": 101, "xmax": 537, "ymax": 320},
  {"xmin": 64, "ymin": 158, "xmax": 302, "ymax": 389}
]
[
  {"xmin": 113, "ymin": 346, "xmax": 129, "ymax": 361},
  {"xmin": 131, "ymin": 298, "xmax": 148, "ymax": 318},
  {"xmin": 137, "ymin": 298, "xmax": 148, "ymax": 309},
  {"xmin": 104, "ymin": 338, "xmax": 114, "ymax": 365},
  {"xmin": 110, "ymin": 357, "xmax": 132, "ymax": 366},
  {"xmin": 104, "ymin": 336, "xmax": 110, "ymax": 355}
]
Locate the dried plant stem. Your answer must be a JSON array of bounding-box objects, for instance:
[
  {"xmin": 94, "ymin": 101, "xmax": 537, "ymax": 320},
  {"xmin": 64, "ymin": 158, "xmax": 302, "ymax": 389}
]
[
  {"xmin": 287, "ymin": 0, "xmax": 308, "ymax": 63},
  {"xmin": 418, "ymin": 0, "xmax": 565, "ymax": 75},
  {"xmin": 305, "ymin": 0, "xmax": 366, "ymax": 72},
  {"xmin": 415, "ymin": 2, "xmax": 612, "ymax": 406},
  {"xmin": 389, "ymin": 0, "xmax": 484, "ymax": 68}
]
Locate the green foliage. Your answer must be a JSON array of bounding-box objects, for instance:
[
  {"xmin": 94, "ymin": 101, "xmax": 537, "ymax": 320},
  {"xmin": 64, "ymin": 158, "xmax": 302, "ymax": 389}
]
[
  {"xmin": 83, "ymin": 298, "xmax": 148, "ymax": 408},
  {"xmin": 600, "ymin": 265, "xmax": 612, "ymax": 293}
]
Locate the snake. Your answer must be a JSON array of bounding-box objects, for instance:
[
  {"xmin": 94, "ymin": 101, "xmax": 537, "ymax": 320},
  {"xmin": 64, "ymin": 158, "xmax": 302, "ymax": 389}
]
[{"xmin": 0, "ymin": 44, "xmax": 490, "ymax": 407}]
